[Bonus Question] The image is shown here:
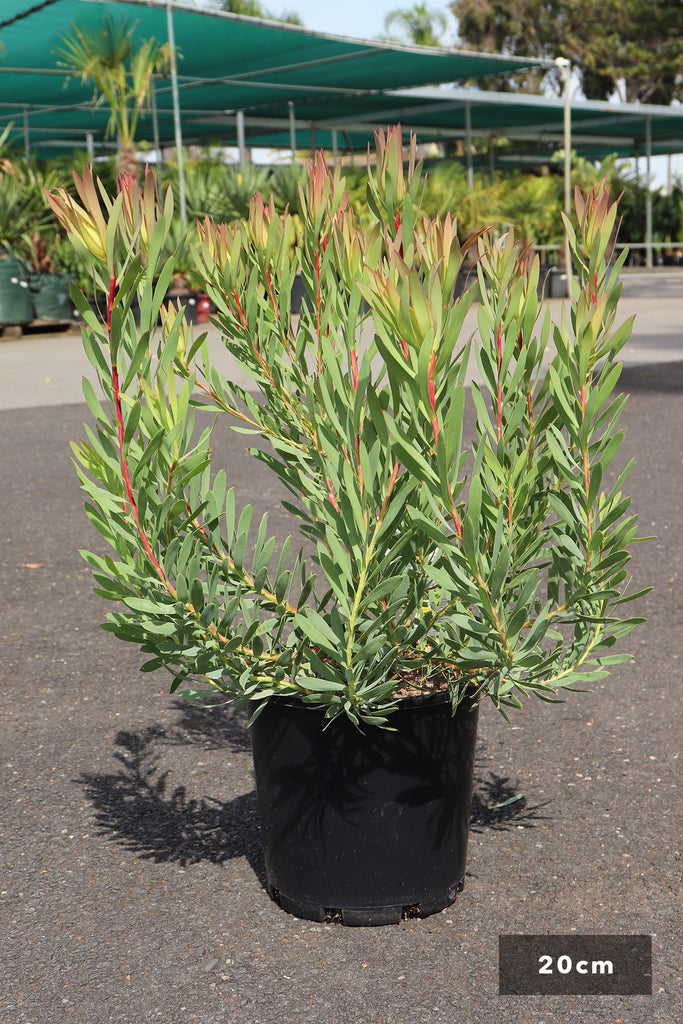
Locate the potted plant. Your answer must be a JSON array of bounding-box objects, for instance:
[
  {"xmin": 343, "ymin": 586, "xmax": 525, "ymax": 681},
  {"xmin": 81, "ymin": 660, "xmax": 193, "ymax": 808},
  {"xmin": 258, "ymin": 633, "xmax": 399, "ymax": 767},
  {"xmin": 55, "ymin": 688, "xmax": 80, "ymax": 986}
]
[
  {"xmin": 0, "ymin": 153, "xmax": 42, "ymax": 327},
  {"xmin": 46, "ymin": 130, "xmax": 645, "ymax": 926},
  {"xmin": 0, "ymin": 150, "xmax": 75, "ymax": 324},
  {"xmin": 22, "ymin": 230, "xmax": 73, "ymax": 321}
]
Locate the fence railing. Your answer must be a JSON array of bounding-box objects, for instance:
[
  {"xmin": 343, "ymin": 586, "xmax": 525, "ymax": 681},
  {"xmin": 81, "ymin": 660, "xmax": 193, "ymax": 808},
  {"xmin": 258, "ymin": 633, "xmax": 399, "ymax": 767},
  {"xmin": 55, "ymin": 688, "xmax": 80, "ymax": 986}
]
[{"xmin": 533, "ymin": 242, "xmax": 683, "ymax": 266}]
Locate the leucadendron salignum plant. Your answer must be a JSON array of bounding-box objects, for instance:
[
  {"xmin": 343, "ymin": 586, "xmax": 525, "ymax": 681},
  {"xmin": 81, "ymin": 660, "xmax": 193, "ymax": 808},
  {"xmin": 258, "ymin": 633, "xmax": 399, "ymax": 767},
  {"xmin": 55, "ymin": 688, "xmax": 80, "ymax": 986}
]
[{"xmin": 48, "ymin": 129, "xmax": 645, "ymax": 728}]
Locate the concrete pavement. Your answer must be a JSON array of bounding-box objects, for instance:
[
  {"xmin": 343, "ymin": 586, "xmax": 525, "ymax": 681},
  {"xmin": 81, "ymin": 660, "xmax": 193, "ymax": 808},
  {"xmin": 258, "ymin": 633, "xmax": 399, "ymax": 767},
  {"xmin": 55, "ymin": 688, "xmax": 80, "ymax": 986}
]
[{"xmin": 1, "ymin": 271, "xmax": 681, "ymax": 1024}]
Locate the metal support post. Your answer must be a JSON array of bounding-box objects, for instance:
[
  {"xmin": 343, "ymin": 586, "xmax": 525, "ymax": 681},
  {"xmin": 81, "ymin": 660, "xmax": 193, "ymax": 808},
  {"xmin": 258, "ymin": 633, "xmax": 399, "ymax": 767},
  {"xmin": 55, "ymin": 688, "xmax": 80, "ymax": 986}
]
[
  {"xmin": 151, "ymin": 76, "xmax": 163, "ymax": 186},
  {"xmin": 237, "ymin": 110, "xmax": 246, "ymax": 171},
  {"xmin": 465, "ymin": 101, "xmax": 473, "ymax": 191},
  {"xmin": 166, "ymin": 0, "xmax": 186, "ymax": 225},
  {"xmin": 557, "ymin": 57, "xmax": 572, "ymax": 290},
  {"xmin": 645, "ymin": 117, "xmax": 653, "ymax": 269},
  {"xmin": 289, "ymin": 101, "xmax": 296, "ymax": 163},
  {"xmin": 23, "ymin": 106, "xmax": 30, "ymax": 162}
]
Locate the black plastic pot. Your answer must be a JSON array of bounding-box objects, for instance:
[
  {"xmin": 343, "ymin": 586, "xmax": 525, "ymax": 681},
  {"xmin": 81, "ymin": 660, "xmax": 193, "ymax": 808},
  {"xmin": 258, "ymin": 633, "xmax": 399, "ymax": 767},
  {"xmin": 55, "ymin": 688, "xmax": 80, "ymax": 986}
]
[
  {"xmin": 249, "ymin": 690, "xmax": 479, "ymax": 926},
  {"xmin": 548, "ymin": 267, "xmax": 569, "ymax": 298},
  {"xmin": 29, "ymin": 273, "xmax": 71, "ymax": 320},
  {"xmin": 166, "ymin": 290, "xmax": 199, "ymax": 324}
]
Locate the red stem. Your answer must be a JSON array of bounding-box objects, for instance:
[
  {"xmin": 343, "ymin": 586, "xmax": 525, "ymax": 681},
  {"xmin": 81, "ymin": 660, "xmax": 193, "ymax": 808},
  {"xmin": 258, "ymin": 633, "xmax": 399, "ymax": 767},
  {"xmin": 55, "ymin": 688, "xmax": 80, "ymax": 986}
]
[
  {"xmin": 107, "ymin": 277, "xmax": 116, "ymax": 333},
  {"xmin": 378, "ymin": 460, "xmax": 400, "ymax": 521},
  {"xmin": 108, "ymin": 277, "xmax": 167, "ymax": 582},
  {"xmin": 350, "ymin": 348, "xmax": 359, "ymax": 393},
  {"xmin": 231, "ymin": 287, "xmax": 278, "ymax": 384},
  {"xmin": 264, "ymin": 268, "xmax": 295, "ymax": 359},
  {"xmin": 447, "ymin": 480, "xmax": 464, "ymax": 540},
  {"xmin": 315, "ymin": 242, "xmax": 322, "ymax": 371},
  {"xmin": 580, "ymin": 382, "xmax": 593, "ymax": 546},
  {"xmin": 231, "ymin": 289, "xmax": 248, "ymax": 330},
  {"xmin": 496, "ymin": 322, "xmax": 503, "ymax": 442},
  {"xmin": 428, "ymin": 350, "xmax": 439, "ymax": 445},
  {"xmin": 326, "ymin": 476, "xmax": 340, "ymax": 513}
]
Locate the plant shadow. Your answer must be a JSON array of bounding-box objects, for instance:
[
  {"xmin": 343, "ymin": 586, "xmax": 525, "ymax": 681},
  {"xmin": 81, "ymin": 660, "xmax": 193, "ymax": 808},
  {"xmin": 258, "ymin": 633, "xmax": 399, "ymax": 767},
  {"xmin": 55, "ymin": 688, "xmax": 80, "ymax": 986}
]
[
  {"xmin": 78, "ymin": 701, "xmax": 549, "ymax": 885},
  {"xmin": 77, "ymin": 701, "xmax": 267, "ymax": 886},
  {"xmin": 469, "ymin": 762, "xmax": 550, "ymax": 833},
  {"xmin": 617, "ymin": 361, "xmax": 683, "ymax": 394}
]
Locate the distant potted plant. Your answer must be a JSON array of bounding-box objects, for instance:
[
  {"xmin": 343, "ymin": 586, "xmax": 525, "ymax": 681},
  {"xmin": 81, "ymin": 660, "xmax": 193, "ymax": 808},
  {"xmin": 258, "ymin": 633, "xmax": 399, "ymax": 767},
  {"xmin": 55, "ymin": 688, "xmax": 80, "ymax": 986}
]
[
  {"xmin": 0, "ymin": 152, "xmax": 42, "ymax": 326},
  {"xmin": 23, "ymin": 230, "xmax": 72, "ymax": 321},
  {"xmin": 0, "ymin": 149, "xmax": 73, "ymax": 324},
  {"xmin": 46, "ymin": 130, "xmax": 645, "ymax": 926}
]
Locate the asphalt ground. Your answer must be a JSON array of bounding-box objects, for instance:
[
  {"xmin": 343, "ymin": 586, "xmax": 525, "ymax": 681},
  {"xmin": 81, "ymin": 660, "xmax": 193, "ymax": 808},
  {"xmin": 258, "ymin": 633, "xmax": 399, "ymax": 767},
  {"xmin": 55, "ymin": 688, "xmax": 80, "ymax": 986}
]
[{"xmin": 1, "ymin": 274, "xmax": 681, "ymax": 1023}]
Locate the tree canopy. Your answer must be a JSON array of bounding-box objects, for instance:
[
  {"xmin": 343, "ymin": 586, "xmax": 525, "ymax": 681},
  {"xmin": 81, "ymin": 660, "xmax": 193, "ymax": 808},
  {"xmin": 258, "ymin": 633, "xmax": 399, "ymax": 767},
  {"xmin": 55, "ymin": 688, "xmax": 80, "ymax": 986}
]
[
  {"xmin": 220, "ymin": 0, "xmax": 303, "ymax": 24},
  {"xmin": 450, "ymin": 0, "xmax": 683, "ymax": 102}
]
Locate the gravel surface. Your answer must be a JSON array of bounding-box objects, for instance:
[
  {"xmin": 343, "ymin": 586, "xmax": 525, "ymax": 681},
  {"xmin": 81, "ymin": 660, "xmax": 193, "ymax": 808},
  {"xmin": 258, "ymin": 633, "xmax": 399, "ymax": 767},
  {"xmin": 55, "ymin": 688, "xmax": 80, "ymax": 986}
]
[{"xmin": 1, "ymin": 358, "xmax": 681, "ymax": 1023}]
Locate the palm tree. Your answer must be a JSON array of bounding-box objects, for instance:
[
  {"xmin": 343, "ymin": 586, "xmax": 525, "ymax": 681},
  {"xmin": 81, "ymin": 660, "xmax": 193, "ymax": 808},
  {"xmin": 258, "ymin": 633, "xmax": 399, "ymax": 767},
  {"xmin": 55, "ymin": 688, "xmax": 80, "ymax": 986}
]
[
  {"xmin": 56, "ymin": 15, "xmax": 171, "ymax": 178},
  {"xmin": 383, "ymin": 4, "xmax": 449, "ymax": 47}
]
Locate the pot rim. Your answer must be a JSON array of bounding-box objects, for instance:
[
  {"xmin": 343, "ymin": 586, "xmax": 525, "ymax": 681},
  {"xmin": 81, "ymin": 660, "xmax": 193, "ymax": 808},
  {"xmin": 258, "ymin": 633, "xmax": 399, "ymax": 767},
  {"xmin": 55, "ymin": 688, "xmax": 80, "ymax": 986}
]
[{"xmin": 260, "ymin": 687, "xmax": 479, "ymax": 714}]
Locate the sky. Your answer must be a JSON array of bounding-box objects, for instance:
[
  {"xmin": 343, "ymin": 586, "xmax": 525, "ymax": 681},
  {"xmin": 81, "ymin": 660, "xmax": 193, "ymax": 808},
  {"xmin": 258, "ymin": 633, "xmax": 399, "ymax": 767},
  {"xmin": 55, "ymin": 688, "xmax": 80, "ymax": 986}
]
[
  {"xmin": 273, "ymin": 0, "xmax": 455, "ymax": 43},
  {"xmin": 190, "ymin": 0, "xmax": 457, "ymax": 43}
]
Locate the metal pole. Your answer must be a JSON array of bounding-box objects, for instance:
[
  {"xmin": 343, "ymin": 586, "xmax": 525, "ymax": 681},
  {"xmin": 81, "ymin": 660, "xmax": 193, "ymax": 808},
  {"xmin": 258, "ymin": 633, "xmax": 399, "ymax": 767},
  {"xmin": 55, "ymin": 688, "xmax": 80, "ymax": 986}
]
[
  {"xmin": 166, "ymin": 0, "xmax": 186, "ymax": 225},
  {"xmin": 289, "ymin": 101, "xmax": 296, "ymax": 163},
  {"xmin": 310, "ymin": 122, "xmax": 316, "ymax": 157},
  {"xmin": 23, "ymin": 105, "xmax": 30, "ymax": 162},
  {"xmin": 332, "ymin": 128, "xmax": 338, "ymax": 164},
  {"xmin": 645, "ymin": 116, "xmax": 653, "ymax": 269},
  {"xmin": 236, "ymin": 110, "xmax": 246, "ymax": 171},
  {"xmin": 465, "ymin": 101, "xmax": 473, "ymax": 191},
  {"xmin": 557, "ymin": 57, "xmax": 572, "ymax": 289},
  {"xmin": 86, "ymin": 132, "xmax": 94, "ymax": 161},
  {"xmin": 151, "ymin": 75, "xmax": 163, "ymax": 187}
]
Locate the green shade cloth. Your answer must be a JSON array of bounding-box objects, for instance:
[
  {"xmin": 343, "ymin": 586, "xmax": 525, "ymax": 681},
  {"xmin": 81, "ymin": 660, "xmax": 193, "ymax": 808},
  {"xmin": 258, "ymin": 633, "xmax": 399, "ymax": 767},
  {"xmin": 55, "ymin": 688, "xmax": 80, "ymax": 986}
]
[
  {"xmin": 0, "ymin": 2, "xmax": 679, "ymax": 170},
  {"xmin": 0, "ymin": 0, "xmax": 547, "ymax": 155}
]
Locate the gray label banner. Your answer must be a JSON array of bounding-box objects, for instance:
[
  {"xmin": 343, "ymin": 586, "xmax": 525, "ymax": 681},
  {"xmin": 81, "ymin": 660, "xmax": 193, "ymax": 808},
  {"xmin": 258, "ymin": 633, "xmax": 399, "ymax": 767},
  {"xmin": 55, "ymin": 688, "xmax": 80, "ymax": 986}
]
[{"xmin": 499, "ymin": 934, "xmax": 652, "ymax": 995}]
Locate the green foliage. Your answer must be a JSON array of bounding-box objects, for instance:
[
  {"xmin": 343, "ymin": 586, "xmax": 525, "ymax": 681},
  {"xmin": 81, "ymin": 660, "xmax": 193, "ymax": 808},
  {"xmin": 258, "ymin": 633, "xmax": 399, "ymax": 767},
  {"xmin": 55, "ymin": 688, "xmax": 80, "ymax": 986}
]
[
  {"xmin": 419, "ymin": 164, "xmax": 563, "ymax": 248},
  {"xmin": 269, "ymin": 162, "xmax": 305, "ymax": 212},
  {"xmin": 652, "ymin": 183, "xmax": 683, "ymax": 247},
  {"xmin": 450, "ymin": 0, "xmax": 563, "ymax": 93},
  {"xmin": 166, "ymin": 157, "xmax": 273, "ymax": 224},
  {"xmin": 220, "ymin": 0, "xmax": 304, "ymax": 24},
  {"xmin": 563, "ymin": 0, "xmax": 683, "ymax": 103},
  {"xmin": 53, "ymin": 127, "xmax": 646, "ymax": 728},
  {"xmin": 0, "ymin": 158, "xmax": 61, "ymax": 265},
  {"xmin": 30, "ymin": 141, "xmax": 679, "ymax": 288},
  {"xmin": 495, "ymin": 174, "xmax": 561, "ymax": 247}
]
